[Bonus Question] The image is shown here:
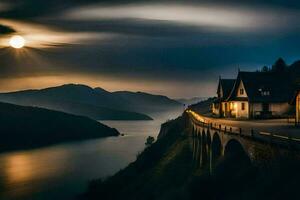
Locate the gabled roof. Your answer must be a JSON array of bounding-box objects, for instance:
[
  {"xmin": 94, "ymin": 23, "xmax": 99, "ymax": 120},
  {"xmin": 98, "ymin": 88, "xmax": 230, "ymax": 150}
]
[
  {"xmin": 227, "ymin": 71, "xmax": 295, "ymax": 103},
  {"xmin": 217, "ymin": 78, "xmax": 235, "ymax": 100}
]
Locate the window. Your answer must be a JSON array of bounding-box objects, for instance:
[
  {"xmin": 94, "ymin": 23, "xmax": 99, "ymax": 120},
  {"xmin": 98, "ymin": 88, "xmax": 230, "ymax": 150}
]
[
  {"xmin": 241, "ymin": 103, "xmax": 245, "ymax": 110},
  {"xmin": 240, "ymin": 88, "xmax": 244, "ymax": 95},
  {"xmin": 261, "ymin": 91, "xmax": 270, "ymax": 96},
  {"xmin": 230, "ymin": 102, "xmax": 233, "ymax": 110}
]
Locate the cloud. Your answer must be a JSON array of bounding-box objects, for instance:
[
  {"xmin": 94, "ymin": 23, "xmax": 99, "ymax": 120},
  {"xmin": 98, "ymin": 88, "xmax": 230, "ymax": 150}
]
[
  {"xmin": 63, "ymin": 3, "xmax": 300, "ymax": 32},
  {"xmin": 0, "ymin": 24, "xmax": 14, "ymax": 34},
  {"xmin": 0, "ymin": 0, "xmax": 300, "ymax": 97},
  {"xmin": 0, "ymin": 19, "xmax": 115, "ymax": 48},
  {"xmin": 0, "ymin": 2, "xmax": 11, "ymax": 11},
  {"xmin": 2, "ymin": 0, "xmax": 300, "ymax": 19}
]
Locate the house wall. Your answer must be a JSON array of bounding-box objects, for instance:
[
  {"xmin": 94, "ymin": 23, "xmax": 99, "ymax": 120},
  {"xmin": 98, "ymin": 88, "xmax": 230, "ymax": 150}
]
[
  {"xmin": 249, "ymin": 103, "xmax": 262, "ymax": 118},
  {"xmin": 296, "ymin": 93, "xmax": 300, "ymax": 124},
  {"xmin": 229, "ymin": 101, "xmax": 249, "ymax": 118},
  {"xmin": 269, "ymin": 103, "xmax": 291, "ymax": 116},
  {"xmin": 221, "ymin": 102, "xmax": 230, "ymax": 117},
  {"xmin": 212, "ymin": 103, "xmax": 220, "ymax": 116},
  {"xmin": 250, "ymin": 102, "xmax": 291, "ymax": 118},
  {"xmin": 237, "ymin": 81, "xmax": 248, "ymax": 98},
  {"xmin": 252, "ymin": 103, "xmax": 262, "ymax": 111},
  {"xmin": 237, "ymin": 101, "xmax": 249, "ymax": 118}
]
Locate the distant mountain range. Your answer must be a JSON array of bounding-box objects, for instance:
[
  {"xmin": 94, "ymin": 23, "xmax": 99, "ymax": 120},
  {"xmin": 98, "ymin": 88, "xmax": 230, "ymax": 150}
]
[
  {"xmin": 0, "ymin": 102, "xmax": 119, "ymax": 152},
  {"xmin": 0, "ymin": 84, "xmax": 182, "ymax": 120}
]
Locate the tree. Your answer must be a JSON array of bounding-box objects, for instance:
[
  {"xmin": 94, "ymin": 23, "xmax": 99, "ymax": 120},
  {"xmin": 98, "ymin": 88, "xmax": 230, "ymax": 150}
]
[
  {"xmin": 145, "ymin": 136, "xmax": 155, "ymax": 146},
  {"xmin": 272, "ymin": 58, "xmax": 287, "ymax": 72},
  {"xmin": 261, "ymin": 65, "xmax": 269, "ymax": 72}
]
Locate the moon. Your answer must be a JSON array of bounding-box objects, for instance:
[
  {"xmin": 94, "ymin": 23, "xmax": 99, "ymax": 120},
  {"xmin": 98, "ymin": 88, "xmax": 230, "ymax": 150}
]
[{"xmin": 9, "ymin": 35, "xmax": 26, "ymax": 49}]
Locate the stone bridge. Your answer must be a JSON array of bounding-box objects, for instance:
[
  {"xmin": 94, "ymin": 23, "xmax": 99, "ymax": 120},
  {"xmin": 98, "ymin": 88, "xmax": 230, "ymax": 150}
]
[{"xmin": 186, "ymin": 110, "xmax": 300, "ymax": 171}]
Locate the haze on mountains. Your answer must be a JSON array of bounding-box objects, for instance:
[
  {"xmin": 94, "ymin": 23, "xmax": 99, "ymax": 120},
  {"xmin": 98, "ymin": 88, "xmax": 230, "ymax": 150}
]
[{"xmin": 0, "ymin": 84, "xmax": 182, "ymax": 120}]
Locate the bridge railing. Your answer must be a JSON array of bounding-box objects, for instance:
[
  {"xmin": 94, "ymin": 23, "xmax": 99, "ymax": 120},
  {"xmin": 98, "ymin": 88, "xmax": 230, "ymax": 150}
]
[
  {"xmin": 186, "ymin": 110, "xmax": 300, "ymax": 149},
  {"xmin": 189, "ymin": 114, "xmax": 248, "ymax": 136}
]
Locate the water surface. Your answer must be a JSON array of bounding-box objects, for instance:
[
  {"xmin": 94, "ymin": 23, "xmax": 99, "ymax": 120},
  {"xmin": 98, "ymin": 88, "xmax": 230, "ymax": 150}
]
[{"xmin": 0, "ymin": 110, "xmax": 182, "ymax": 200}]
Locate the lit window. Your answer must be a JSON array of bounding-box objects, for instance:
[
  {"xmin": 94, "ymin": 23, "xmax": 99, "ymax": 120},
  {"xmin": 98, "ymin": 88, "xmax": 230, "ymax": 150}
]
[{"xmin": 233, "ymin": 103, "xmax": 237, "ymax": 110}]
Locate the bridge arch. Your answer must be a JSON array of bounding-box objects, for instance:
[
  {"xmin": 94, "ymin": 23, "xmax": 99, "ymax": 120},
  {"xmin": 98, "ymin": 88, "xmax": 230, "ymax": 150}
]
[
  {"xmin": 224, "ymin": 139, "xmax": 251, "ymax": 164},
  {"xmin": 191, "ymin": 126, "xmax": 195, "ymax": 137},
  {"xmin": 201, "ymin": 130, "xmax": 208, "ymax": 167},
  {"xmin": 198, "ymin": 128, "xmax": 202, "ymax": 138},
  {"xmin": 211, "ymin": 132, "xmax": 222, "ymax": 164},
  {"xmin": 206, "ymin": 129, "xmax": 212, "ymax": 146}
]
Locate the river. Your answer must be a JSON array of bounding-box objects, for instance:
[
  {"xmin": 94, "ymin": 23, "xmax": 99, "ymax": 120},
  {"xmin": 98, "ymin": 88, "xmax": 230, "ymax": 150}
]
[{"xmin": 0, "ymin": 110, "xmax": 182, "ymax": 200}]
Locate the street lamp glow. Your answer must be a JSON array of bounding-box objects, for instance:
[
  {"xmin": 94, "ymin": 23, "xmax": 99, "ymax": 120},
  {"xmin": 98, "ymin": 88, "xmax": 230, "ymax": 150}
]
[{"xmin": 9, "ymin": 35, "xmax": 25, "ymax": 49}]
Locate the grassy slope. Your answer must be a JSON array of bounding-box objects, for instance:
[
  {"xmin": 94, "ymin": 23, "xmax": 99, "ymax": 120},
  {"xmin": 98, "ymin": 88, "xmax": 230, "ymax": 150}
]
[
  {"xmin": 82, "ymin": 114, "xmax": 191, "ymax": 200},
  {"xmin": 0, "ymin": 102, "xmax": 119, "ymax": 152},
  {"xmin": 83, "ymin": 110, "xmax": 300, "ymax": 200}
]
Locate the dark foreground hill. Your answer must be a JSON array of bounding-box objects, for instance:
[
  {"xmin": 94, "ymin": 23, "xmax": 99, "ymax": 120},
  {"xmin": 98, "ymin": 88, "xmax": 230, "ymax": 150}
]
[
  {"xmin": 0, "ymin": 102, "xmax": 119, "ymax": 152},
  {"xmin": 0, "ymin": 84, "xmax": 182, "ymax": 120},
  {"xmin": 82, "ymin": 108, "xmax": 300, "ymax": 200}
]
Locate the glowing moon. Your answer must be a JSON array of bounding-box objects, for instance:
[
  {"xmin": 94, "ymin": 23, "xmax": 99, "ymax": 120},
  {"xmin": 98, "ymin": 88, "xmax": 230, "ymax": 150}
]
[{"xmin": 9, "ymin": 35, "xmax": 25, "ymax": 49}]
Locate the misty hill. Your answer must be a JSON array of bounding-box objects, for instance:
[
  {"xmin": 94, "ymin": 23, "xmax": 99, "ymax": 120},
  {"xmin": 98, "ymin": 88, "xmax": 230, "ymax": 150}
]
[
  {"xmin": 112, "ymin": 91, "xmax": 182, "ymax": 113},
  {"xmin": 176, "ymin": 97, "xmax": 207, "ymax": 106},
  {"xmin": 0, "ymin": 102, "xmax": 119, "ymax": 152},
  {"xmin": 188, "ymin": 97, "xmax": 216, "ymax": 115},
  {"xmin": 0, "ymin": 84, "xmax": 182, "ymax": 120}
]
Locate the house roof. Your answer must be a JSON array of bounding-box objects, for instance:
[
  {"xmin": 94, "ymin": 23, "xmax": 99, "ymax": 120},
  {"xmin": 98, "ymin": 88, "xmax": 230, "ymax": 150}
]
[
  {"xmin": 217, "ymin": 78, "xmax": 235, "ymax": 101},
  {"xmin": 227, "ymin": 71, "xmax": 295, "ymax": 103}
]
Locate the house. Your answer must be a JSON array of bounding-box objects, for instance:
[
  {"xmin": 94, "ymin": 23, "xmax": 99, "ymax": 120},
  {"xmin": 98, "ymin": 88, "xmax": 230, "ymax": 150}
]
[
  {"xmin": 212, "ymin": 77, "xmax": 235, "ymax": 117},
  {"xmin": 226, "ymin": 71, "xmax": 294, "ymax": 119},
  {"xmin": 291, "ymin": 90, "xmax": 300, "ymax": 125},
  {"xmin": 296, "ymin": 91, "xmax": 300, "ymax": 124}
]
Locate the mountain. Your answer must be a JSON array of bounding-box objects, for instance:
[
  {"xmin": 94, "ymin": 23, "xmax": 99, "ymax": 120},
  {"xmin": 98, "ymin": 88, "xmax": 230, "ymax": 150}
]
[
  {"xmin": 0, "ymin": 102, "xmax": 119, "ymax": 152},
  {"xmin": 0, "ymin": 84, "xmax": 181, "ymax": 120},
  {"xmin": 188, "ymin": 97, "xmax": 216, "ymax": 115},
  {"xmin": 112, "ymin": 91, "xmax": 182, "ymax": 114},
  {"xmin": 176, "ymin": 97, "xmax": 207, "ymax": 106},
  {"xmin": 0, "ymin": 84, "xmax": 151, "ymax": 120}
]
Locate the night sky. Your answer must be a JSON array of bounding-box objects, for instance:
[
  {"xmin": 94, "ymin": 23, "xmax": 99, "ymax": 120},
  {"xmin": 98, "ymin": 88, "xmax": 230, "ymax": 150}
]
[{"xmin": 0, "ymin": 0, "xmax": 300, "ymax": 97}]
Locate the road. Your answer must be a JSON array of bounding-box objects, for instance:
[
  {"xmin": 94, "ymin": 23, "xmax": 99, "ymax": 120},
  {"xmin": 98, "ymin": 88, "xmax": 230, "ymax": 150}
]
[{"xmin": 188, "ymin": 110, "xmax": 300, "ymax": 139}]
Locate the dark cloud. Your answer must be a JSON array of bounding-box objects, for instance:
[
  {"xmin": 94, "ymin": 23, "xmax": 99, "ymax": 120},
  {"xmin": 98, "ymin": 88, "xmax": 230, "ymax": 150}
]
[
  {"xmin": 0, "ymin": 0, "xmax": 88, "ymax": 18},
  {"xmin": 0, "ymin": 24, "xmax": 14, "ymax": 34},
  {"xmin": 1, "ymin": 31, "xmax": 298, "ymax": 80},
  {"xmin": 0, "ymin": 0, "xmax": 300, "ymax": 97},
  {"xmin": 2, "ymin": 0, "xmax": 300, "ymax": 19}
]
